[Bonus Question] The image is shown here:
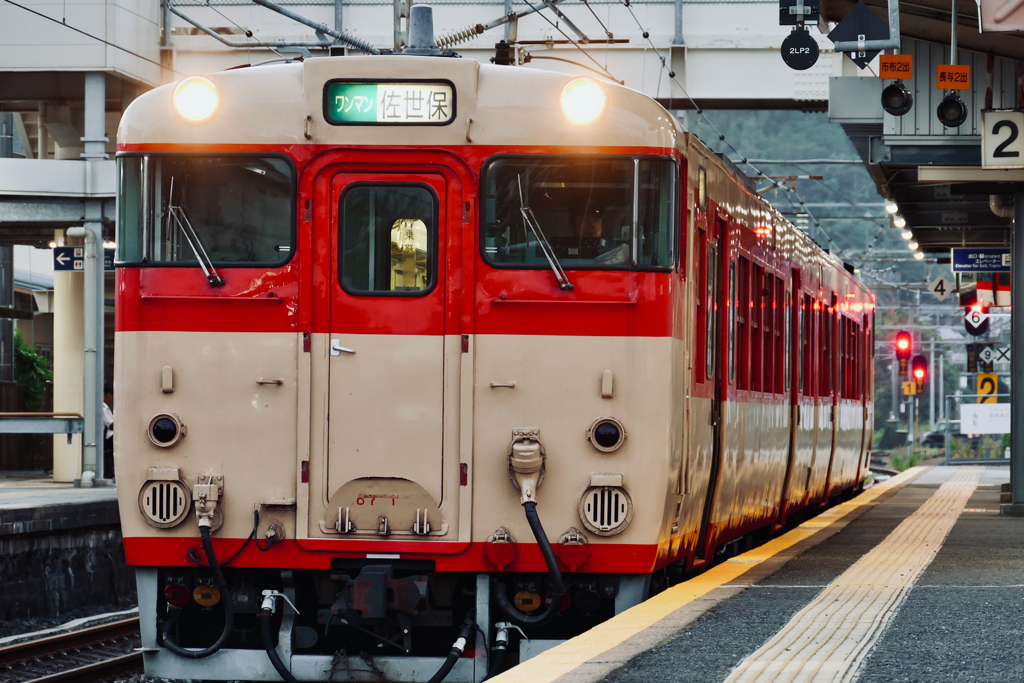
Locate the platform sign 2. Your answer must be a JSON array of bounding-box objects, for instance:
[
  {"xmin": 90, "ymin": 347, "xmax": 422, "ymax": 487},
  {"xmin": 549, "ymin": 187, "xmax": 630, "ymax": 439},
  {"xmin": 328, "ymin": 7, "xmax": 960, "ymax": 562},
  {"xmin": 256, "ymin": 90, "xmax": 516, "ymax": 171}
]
[
  {"xmin": 982, "ymin": 110, "xmax": 1024, "ymax": 169},
  {"xmin": 977, "ymin": 373, "xmax": 998, "ymax": 404},
  {"xmin": 53, "ymin": 247, "xmax": 115, "ymax": 272}
]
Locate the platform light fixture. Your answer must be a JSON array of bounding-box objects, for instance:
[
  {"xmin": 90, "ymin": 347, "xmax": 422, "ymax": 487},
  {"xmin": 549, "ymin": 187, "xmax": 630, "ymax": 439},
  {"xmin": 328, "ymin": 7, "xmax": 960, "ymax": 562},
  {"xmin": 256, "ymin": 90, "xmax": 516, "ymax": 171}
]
[
  {"xmin": 880, "ymin": 81, "xmax": 913, "ymax": 116},
  {"xmin": 901, "ymin": 229, "xmax": 913, "ymax": 240},
  {"xmin": 914, "ymin": 251, "xmax": 925, "ymax": 260},
  {"xmin": 908, "ymin": 240, "xmax": 919, "ymax": 250},
  {"xmin": 174, "ymin": 76, "xmax": 219, "ymax": 122},
  {"xmin": 892, "ymin": 214, "xmax": 906, "ymax": 229},
  {"xmin": 885, "ymin": 200, "xmax": 899, "ymax": 215},
  {"xmin": 561, "ymin": 78, "xmax": 606, "ymax": 124}
]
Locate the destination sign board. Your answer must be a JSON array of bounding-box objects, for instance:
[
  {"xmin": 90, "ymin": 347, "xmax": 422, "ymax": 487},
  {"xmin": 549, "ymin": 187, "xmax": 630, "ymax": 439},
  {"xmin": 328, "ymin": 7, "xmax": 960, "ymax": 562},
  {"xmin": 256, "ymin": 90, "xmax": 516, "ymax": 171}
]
[
  {"xmin": 951, "ymin": 247, "xmax": 1011, "ymax": 273},
  {"xmin": 324, "ymin": 81, "xmax": 455, "ymax": 125}
]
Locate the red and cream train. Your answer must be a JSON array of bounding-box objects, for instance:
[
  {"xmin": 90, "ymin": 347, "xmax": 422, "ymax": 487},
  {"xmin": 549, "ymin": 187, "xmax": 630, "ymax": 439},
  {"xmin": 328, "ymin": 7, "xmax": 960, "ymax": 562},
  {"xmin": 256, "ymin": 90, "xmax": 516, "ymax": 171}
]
[{"xmin": 114, "ymin": 29, "xmax": 874, "ymax": 683}]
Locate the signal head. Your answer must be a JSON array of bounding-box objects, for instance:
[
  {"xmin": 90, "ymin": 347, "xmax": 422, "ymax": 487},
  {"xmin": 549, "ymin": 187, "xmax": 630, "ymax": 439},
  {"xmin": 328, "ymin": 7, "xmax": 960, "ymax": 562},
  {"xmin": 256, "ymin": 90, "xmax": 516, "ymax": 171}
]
[
  {"xmin": 881, "ymin": 81, "xmax": 913, "ymax": 116},
  {"xmin": 911, "ymin": 354, "xmax": 928, "ymax": 384},
  {"xmin": 937, "ymin": 92, "xmax": 968, "ymax": 128},
  {"xmin": 895, "ymin": 331, "xmax": 912, "ymax": 358}
]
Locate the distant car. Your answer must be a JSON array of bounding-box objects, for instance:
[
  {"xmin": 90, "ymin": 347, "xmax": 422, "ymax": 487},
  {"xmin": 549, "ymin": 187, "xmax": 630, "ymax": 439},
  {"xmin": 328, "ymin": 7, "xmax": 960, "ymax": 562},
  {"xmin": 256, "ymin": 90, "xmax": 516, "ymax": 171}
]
[{"xmin": 920, "ymin": 421, "xmax": 980, "ymax": 448}]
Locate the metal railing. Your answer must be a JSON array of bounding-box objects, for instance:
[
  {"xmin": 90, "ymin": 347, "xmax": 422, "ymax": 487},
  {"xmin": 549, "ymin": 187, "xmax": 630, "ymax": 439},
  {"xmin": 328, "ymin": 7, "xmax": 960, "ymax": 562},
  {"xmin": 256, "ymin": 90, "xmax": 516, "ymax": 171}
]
[
  {"xmin": 0, "ymin": 412, "xmax": 84, "ymax": 444},
  {"xmin": 943, "ymin": 394, "xmax": 1011, "ymax": 466}
]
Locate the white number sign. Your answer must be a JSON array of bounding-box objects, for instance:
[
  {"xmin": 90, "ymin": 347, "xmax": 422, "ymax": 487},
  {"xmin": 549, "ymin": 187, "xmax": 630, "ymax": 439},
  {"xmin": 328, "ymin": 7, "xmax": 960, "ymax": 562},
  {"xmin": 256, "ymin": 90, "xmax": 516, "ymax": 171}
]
[
  {"xmin": 928, "ymin": 276, "xmax": 953, "ymax": 302},
  {"xmin": 982, "ymin": 110, "xmax": 1024, "ymax": 169},
  {"xmin": 967, "ymin": 308, "xmax": 990, "ymax": 327},
  {"xmin": 979, "ymin": 346, "xmax": 995, "ymax": 364}
]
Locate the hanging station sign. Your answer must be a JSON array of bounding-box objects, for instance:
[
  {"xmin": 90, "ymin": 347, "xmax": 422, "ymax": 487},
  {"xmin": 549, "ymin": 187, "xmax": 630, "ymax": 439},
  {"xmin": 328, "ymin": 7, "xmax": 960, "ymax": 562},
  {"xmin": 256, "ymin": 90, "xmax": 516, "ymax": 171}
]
[
  {"xmin": 323, "ymin": 81, "xmax": 456, "ymax": 125},
  {"xmin": 951, "ymin": 247, "xmax": 1011, "ymax": 273}
]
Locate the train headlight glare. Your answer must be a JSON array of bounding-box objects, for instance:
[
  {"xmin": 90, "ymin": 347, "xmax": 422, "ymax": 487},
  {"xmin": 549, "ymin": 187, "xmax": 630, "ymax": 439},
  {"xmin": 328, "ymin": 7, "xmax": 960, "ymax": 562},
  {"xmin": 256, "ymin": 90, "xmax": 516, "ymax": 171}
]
[
  {"xmin": 174, "ymin": 76, "xmax": 219, "ymax": 122},
  {"xmin": 561, "ymin": 78, "xmax": 606, "ymax": 124},
  {"xmin": 149, "ymin": 413, "xmax": 187, "ymax": 448}
]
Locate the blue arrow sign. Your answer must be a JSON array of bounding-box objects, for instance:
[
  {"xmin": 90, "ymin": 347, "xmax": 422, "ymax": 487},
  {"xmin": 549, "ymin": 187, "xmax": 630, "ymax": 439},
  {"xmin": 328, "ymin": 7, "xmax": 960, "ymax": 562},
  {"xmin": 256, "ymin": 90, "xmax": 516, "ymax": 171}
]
[
  {"xmin": 53, "ymin": 247, "xmax": 115, "ymax": 272},
  {"xmin": 951, "ymin": 247, "xmax": 1011, "ymax": 273}
]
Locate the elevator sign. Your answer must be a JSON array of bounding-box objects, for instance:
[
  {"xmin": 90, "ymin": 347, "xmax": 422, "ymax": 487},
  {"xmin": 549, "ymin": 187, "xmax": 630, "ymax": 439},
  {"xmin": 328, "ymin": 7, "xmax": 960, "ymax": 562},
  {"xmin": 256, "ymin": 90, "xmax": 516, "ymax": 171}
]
[
  {"xmin": 951, "ymin": 247, "xmax": 1011, "ymax": 273},
  {"xmin": 53, "ymin": 247, "xmax": 115, "ymax": 272},
  {"xmin": 324, "ymin": 81, "xmax": 455, "ymax": 125}
]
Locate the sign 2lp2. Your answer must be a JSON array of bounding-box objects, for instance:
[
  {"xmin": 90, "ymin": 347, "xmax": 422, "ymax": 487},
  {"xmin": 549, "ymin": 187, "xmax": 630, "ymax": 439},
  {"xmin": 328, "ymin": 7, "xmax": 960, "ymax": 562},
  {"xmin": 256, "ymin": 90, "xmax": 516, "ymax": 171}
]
[{"xmin": 982, "ymin": 110, "xmax": 1024, "ymax": 169}]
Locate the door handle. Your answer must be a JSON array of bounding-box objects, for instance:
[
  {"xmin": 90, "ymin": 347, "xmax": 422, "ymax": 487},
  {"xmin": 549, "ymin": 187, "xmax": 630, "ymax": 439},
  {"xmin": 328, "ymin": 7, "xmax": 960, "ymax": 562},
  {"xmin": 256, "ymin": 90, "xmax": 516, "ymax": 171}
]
[{"xmin": 331, "ymin": 339, "xmax": 355, "ymax": 356}]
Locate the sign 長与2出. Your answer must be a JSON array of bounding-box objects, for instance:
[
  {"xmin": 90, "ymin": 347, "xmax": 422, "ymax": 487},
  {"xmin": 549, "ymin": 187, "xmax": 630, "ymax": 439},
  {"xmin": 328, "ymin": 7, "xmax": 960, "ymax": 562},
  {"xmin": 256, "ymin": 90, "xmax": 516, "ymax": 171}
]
[{"xmin": 323, "ymin": 81, "xmax": 456, "ymax": 125}]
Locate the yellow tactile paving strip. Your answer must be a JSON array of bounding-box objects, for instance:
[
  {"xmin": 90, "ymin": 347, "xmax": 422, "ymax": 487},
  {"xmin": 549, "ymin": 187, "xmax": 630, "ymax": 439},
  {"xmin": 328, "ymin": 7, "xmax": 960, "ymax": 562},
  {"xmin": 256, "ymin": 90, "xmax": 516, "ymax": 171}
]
[
  {"xmin": 489, "ymin": 467, "xmax": 926, "ymax": 683},
  {"xmin": 723, "ymin": 467, "xmax": 983, "ymax": 683}
]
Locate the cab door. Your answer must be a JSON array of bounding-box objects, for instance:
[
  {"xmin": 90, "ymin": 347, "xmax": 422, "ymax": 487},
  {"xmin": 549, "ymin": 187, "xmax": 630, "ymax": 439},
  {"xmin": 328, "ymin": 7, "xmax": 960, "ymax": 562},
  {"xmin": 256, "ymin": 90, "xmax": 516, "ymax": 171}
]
[{"xmin": 320, "ymin": 172, "xmax": 450, "ymax": 538}]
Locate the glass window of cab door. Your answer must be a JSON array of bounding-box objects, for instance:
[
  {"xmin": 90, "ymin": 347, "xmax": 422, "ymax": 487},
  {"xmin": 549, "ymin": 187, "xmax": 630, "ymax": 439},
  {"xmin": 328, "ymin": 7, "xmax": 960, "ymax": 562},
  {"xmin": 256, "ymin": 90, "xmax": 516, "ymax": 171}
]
[
  {"xmin": 116, "ymin": 155, "xmax": 295, "ymax": 266},
  {"xmin": 338, "ymin": 183, "xmax": 438, "ymax": 296}
]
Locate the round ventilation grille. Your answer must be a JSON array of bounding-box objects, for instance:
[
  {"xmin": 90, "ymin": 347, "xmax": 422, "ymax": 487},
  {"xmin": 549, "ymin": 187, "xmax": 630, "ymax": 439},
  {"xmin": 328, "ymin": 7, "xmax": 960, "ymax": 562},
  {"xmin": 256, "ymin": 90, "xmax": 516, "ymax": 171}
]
[
  {"xmin": 579, "ymin": 486, "xmax": 633, "ymax": 536},
  {"xmin": 139, "ymin": 479, "xmax": 191, "ymax": 529}
]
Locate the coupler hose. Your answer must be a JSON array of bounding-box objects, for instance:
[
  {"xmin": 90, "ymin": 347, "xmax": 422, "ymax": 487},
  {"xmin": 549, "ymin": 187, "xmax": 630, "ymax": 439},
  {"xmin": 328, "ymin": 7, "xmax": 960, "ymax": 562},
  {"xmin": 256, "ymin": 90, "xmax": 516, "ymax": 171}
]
[
  {"xmin": 483, "ymin": 623, "xmax": 509, "ymax": 681},
  {"xmin": 495, "ymin": 501, "xmax": 566, "ymax": 627},
  {"xmin": 427, "ymin": 620, "xmax": 475, "ymax": 683},
  {"xmin": 260, "ymin": 608, "xmax": 300, "ymax": 683},
  {"xmin": 162, "ymin": 525, "xmax": 234, "ymax": 658}
]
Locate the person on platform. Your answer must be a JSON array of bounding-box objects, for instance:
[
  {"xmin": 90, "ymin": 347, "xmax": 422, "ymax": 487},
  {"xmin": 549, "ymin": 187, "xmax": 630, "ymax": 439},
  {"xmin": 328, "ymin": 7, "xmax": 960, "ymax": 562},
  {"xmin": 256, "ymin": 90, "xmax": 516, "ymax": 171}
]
[{"xmin": 103, "ymin": 382, "xmax": 114, "ymax": 480}]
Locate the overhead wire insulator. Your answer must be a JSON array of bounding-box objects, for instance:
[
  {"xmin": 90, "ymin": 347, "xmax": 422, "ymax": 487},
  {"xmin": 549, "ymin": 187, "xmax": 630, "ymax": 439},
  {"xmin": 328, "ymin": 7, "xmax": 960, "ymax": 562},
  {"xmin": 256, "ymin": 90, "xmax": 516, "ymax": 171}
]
[{"xmin": 436, "ymin": 24, "xmax": 484, "ymax": 49}]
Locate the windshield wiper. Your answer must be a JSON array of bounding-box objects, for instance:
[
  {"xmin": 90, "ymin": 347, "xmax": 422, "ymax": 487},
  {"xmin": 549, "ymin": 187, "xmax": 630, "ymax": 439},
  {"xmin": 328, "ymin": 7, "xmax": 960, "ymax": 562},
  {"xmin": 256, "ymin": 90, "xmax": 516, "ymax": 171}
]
[
  {"xmin": 517, "ymin": 174, "xmax": 573, "ymax": 291},
  {"xmin": 166, "ymin": 177, "xmax": 226, "ymax": 287}
]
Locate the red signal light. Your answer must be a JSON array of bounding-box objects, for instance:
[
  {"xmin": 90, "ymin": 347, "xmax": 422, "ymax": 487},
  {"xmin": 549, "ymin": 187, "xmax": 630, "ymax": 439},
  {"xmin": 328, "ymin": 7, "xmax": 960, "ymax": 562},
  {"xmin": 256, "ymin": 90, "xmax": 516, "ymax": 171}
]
[
  {"xmin": 913, "ymin": 368, "xmax": 925, "ymax": 380},
  {"xmin": 895, "ymin": 331, "xmax": 912, "ymax": 375},
  {"xmin": 911, "ymin": 354, "xmax": 927, "ymax": 390},
  {"xmin": 896, "ymin": 337, "xmax": 910, "ymax": 351}
]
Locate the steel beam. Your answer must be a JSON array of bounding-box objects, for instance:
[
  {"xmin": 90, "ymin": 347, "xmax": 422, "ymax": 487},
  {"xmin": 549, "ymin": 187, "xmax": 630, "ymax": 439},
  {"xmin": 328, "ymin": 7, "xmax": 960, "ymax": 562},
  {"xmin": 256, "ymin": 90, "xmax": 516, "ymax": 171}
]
[{"xmin": 1003, "ymin": 190, "xmax": 1024, "ymax": 515}]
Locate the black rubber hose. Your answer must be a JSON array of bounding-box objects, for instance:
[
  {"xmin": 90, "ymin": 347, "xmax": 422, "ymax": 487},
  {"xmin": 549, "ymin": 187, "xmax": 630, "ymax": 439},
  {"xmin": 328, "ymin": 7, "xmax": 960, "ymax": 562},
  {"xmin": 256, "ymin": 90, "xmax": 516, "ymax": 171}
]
[
  {"xmin": 484, "ymin": 643, "xmax": 508, "ymax": 681},
  {"xmin": 495, "ymin": 501, "xmax": 566, "ymax": 626},
  {"xmin": 161, "ymin": 525, "xmax": 234, "ymax": 659},
  {"xmin": 426, "ymin": 620, "xmax": 475, "ymax": 683},
  {"xmin": 261, "ymin": 610, "xmax": 301, "ymax": 683}
]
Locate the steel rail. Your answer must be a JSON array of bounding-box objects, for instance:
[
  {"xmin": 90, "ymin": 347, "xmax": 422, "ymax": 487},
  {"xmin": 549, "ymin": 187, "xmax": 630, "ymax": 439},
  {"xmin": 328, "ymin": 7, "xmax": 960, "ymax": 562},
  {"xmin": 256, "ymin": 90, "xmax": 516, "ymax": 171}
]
[
  {"xmin": 0, "ymin": 617, "xmax": 143, "ymax": 683},
  {"xmin": 21, "ymin": 652, "xmax": 143, "ymax": 683}
]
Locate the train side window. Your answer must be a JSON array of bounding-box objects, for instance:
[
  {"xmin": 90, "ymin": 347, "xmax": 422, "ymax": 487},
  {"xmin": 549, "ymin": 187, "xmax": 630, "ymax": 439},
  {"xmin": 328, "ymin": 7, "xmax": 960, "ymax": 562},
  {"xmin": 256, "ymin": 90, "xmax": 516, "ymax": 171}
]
[
  {"xmin": 340, "ymin": 184, "xmax": 437, "ymax": 295},
  {"xmin": 751, "ymin": 264, "xmax": 763, "ymax": 393},
  {"xmin": 783, "ymin": 289, "xmax": 791, "ymax": 392},
  {"xmin": 696, "ymin": 229, "xmax": 707, "ymax": 384},
  {"xmin": 737, "ymin": 257, "xmax": 750, "ymax": 390},
  {"xmin": 728, "ymin": 261, "xmax": 736, "ymax": 385},
  {"xmin": 117, "ymin": 155, "xmax": 295, "ymax": 266},
  {"xmin": 802, "ymin": 295, "xmax": 812, "ymax": 396},
  {"xmin": 706, "ymin": 242, "xmax": 717, "ymax": 380}
]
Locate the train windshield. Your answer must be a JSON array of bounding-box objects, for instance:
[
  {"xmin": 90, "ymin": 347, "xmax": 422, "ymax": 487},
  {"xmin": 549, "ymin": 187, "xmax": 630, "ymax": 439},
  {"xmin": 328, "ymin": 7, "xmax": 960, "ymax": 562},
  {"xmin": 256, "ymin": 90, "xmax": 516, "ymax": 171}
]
[
  {"xmin": 481, "ymin": 156, "xmax": 675, "ymax": 270},
  {"xmin": 117, "ymin": 155, "xmax": 294, "ymax": 266}
]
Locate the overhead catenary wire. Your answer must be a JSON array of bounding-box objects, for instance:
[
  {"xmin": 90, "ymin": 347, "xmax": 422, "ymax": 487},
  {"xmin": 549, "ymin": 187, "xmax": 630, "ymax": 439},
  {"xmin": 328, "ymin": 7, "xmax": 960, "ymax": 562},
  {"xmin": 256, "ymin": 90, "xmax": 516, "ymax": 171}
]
[
  {"xmin": 2, "ymin": 0, "xmax": 184, "ymax": 75},
  {"xmin": 612, "ymin": 0, "xmax": 846, "ymax": 255},
  {"xmin": 519, "ymin": 0, "xmax": 623, "ymax": 82}
]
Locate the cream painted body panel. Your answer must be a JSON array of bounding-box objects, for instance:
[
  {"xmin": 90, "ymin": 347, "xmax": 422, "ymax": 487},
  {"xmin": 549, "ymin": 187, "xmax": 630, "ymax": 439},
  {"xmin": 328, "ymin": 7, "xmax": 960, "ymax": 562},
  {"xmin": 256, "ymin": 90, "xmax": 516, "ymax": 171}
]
[
  {"xmin": 118, "ymin": 58, "xmax": 680, "ymax": 151},
  {"xmin": 325, "ymin": 334, "xmax": 445, "ymax": 505},
  {"xmin": 471, "ymin": 334, "xmax": 676, "ymax": 549},
  {"xmin": 304, "ymin": 334, "xmax": 463, "ymax": 543},
  {"xmin": 115, "ymin": 331, "xmax": 299, "ymax": 540}
]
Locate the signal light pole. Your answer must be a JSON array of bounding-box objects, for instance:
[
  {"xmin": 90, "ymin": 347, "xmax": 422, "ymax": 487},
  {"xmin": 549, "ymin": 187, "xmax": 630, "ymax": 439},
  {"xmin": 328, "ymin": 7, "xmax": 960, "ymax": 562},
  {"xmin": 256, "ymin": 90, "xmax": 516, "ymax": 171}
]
[{"xmin": 1004, "ymin": 193, "xmax": 1024, "ymax": 515}]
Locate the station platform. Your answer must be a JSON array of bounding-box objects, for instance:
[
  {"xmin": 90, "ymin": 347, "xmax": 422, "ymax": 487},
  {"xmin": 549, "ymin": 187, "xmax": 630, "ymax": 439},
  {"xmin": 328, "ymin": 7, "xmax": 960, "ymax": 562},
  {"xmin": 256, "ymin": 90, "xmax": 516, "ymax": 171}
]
[
  {"xmin": 0, "ymin": 474, "xmax": 129, "ymax": 621},
  {"xmin": 493, "ymin": 466, "xmax": 1018, "ymax": 683}
]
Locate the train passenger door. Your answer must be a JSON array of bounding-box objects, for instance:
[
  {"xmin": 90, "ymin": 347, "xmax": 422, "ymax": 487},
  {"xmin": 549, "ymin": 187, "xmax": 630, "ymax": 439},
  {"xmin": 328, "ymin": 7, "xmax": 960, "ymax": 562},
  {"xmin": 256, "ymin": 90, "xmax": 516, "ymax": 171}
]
[{"xmin": 317, "ymin": 173, "xmax": 452, "ymax": 539}]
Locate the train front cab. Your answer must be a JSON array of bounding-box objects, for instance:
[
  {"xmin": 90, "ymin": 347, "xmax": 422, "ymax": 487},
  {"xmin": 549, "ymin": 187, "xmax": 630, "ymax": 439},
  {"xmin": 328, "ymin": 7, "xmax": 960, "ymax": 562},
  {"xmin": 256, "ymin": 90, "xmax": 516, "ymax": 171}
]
[{"xmin": 113, "ymin": 56, "xmax": 873, "ymax": 682}]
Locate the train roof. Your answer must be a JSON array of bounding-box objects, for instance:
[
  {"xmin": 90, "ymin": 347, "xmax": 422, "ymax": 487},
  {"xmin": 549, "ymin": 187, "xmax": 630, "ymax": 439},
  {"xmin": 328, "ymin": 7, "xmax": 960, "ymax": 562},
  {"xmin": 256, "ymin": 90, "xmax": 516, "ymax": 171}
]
[{"xmin": 118, "ymin": 56, "xmax": 682, "ymax": 150}]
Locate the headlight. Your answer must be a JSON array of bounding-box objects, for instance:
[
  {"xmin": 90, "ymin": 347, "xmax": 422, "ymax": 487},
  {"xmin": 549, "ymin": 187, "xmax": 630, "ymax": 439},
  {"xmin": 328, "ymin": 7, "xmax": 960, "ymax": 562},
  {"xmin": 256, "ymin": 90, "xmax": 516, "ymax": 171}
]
[
  {"xmin": 561, "ymin": 78, "xmax": 606, "ymax": 124},
  {"xmin": 173, "ymin": 76, "xmax": 219, "ymax": 122},
  {"xmin": 149, "ymin": 413, "xmax": 187, "ymax": 448},
  {"xmin": 587, "ymin": 417, "xmax": 627, "ymax": 452}
]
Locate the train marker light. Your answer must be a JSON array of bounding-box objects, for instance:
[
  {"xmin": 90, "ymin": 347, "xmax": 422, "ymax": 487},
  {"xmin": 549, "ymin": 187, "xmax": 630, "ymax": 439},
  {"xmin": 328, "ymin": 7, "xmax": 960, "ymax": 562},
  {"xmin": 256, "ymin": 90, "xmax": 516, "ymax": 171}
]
[
  {"xmin": 174, "ymin": 76, "xmax": 219, "ymax": 122},
  {"xmin": 911, "ymin": 354, "xmax": 927, "ymax": 391},
  {"xmin": 163, "ymin": 583, "xmax": 191, "ymax": 608},
  {"xmin": 895, "ymin": 331, "xmax": 911, "ymax": 375},
  {"xmin": 193, "ymin": 583, "xmax": 222, "ymax": 608},
  {"xmin": 937, "ymin": 92, "xmax": 968, "ymax": 128},
  {"xmin": 881, "ymin": 81, "xmax": 913, "ymax": 116},
  {"xmin": 561, "ymin": 78, "xmax": 605, "ymax": 124}
]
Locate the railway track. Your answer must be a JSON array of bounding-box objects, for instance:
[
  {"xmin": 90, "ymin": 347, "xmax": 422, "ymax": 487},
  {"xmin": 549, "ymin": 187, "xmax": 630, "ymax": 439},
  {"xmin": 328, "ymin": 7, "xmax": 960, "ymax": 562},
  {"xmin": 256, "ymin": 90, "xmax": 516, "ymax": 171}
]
[{"xmin": 0, "ymin": 617, "xmax": 143, "ymax": 683}]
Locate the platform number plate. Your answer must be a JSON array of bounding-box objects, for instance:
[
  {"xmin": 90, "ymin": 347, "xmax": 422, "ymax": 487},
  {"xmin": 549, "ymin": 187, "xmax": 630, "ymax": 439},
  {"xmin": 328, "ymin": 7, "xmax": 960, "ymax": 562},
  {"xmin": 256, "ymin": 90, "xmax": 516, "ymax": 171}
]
[
  {"xmin": 982, "ymin": 110, "xmax": 1024, "ymax": 169},
  {"xmin": 928, "ymin": 276, "xmax": 953, "ymax": 302}
]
